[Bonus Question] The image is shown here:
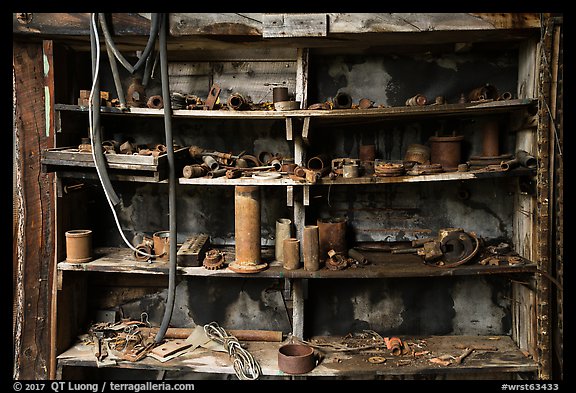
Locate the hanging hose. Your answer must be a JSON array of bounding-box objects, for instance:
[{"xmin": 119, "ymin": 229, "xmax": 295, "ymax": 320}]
[
  {"xmin": 90, "ymin": 13, "xmax": 163, "ymax": 259},
  {"xmin": 103, "ymin": 36, "xmax": 127, "ymax": 110},
  {"xmin": 98, "ymin": 13, "xmax": 161, "ymax": 75},
  {"xmin": 89, "ymin": 14, "xmax": 120, "ymax": 206},
  {"xmin": 154, "ymin": 12, "xmax": 177, "ymax": 344}
]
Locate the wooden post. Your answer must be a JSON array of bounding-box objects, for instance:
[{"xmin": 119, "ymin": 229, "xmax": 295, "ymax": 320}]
[{"xmin": 13, "ymin": 40, "xmax": 56, "ymax": 380}]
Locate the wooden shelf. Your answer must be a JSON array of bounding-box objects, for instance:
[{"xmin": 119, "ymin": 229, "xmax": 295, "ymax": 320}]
[
  {"xmin": 56, "ymin": 334, "xmax": 537, "ymax": 378},
  {"xmin": 41, "ymin": 147, "xmax": 188, "ymax": 182},
  {"xmin": 178, "ymin": 167, "xmax": 533, "ymax": 186},
  {"xmin": 55, "ymin": 98, "xmax": 536, "ymax": 121},
  {"xmin": 57, "ymin": 247, "xmax": 537, "ymax": 279}
]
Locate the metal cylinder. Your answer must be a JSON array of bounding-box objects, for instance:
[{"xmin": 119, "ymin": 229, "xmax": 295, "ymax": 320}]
[
  {"xmin": 147, "ymin": 95, "xmax": 164, "ymax": 109},
  {"xmin": 273, "ymin": 87, "xmax": 289, "ymax": 103},
  {"xmin": 307, "ymin": 154, "xmax": 330, "ymax": 171},
  {"xmin": 275, "ymin": 218, "xmax": 292, "ymax": 262},
  {"xmin": 202, "ymin": 155, "xmax": 219, "ymax": 171},
  {"xmin": 317, "ymin": 217, "xmax": 347, "ymax": 260},
  {"xmin": 234, "ymin": 186, "xmax": 261, "ymax": 265},
  {"xmin": 404, "ymin": 144, "xmax": 431, "ymax": 164},
  {"xmin": 333, "ymin": 92, "xmax": 352, "ymax": 109},
  {"xmin": 405, "ymin": 94, "xmax": 427, "ymax": 106},
  {"xmin": 65, "ymin": 229, "xmax": 93, "ymax": 263},
  {"xmin": 303, "ymin": 225, "xmax": 320, "ymax": 271},
  {"xmin": 429, "ymin": 135, "xmax": 464, "ymax": 171},
  {"xmin": 183, "ymin": 164, "xmax": 207, "ymax": 179},
  {"xmin": 482, "ymin": 119, "xmax": 500, "ymax": 157},
  {"xmin": 343, "ymin": 163, "xmax": 360, "ymax": 178},
  {"xmin": 228, "ymin": 93, "xmax": 247, "ymax": 110},
  {"xmin": 359, "ymin": 144, "xmax": 376, "ymax": 161},
  {"xmin": 283, "ymin": 238, "xmax": 300, "ymax": 270}
]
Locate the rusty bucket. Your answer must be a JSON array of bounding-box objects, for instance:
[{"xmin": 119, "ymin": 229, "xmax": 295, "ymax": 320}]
[
  {"xmin": 317, "ymin": 217, "xmax": 347, "ymax": 260},
  {"xmin": 278, "ymin": 344, "xmax": 316, "ymax": 374},
  {"xmin": 65, "ymin": 229, "xmax": 93, "ymax": 263}
]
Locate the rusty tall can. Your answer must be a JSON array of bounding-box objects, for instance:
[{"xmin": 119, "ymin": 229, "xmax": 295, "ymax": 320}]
[
  {"xmin": 303, "ymin": 225, "xmax": 320, "ymax": 271},
  {"xmin": 275, "ymin": 218, "xmax": 292, "ymax": 262},
  {"xmin": 283, "ymin": 238, "xmax": 300, "ymax": 270},
  {"xmin": 317, "ymin": 217, "xmax": 347, "ymax": 261}
]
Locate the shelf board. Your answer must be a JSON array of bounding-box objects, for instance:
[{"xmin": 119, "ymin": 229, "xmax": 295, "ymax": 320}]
[
  {"xmin": 178, "ymin": 167, "xmax": 533, "ymax": 186},
  {"xmin": 56, "ymin": 334, "xmax": 537, "ymax": 378},
  {"xmin": 55, "ymin": 99, "xmax": 536, "ymax": 121},
  {"xmin": 57, "ymin": 247, "xmax": 537, "ymax": 278}
]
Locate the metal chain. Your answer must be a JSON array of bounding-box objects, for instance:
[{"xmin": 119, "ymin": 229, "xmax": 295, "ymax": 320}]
[{"xmin": 203, "ymin": 322, "xmax": 262, "ymax": 380}]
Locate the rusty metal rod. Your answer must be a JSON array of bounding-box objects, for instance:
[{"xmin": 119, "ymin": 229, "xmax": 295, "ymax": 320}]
[{"xmin": 143, "ymin": 327, "xmax": 283, "ymax": 342}]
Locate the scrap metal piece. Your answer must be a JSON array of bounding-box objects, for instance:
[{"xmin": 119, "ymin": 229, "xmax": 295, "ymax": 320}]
[
  {"xmin": 177, "ymin": 234, "xmax": 210, "ymax": 267},
  {"xmin": 204, "ymin": 83, "xmax": 221, "ymax": 110},
  {"xmin": 325, "ymin": 252, "xmax": 349, "ymax": 271},
  {"xmin": 385, "ymin": 337, "xmax": 403, "ymax": 356},
  {"xmin": 368, "ymin": 356, "xmax": 387, "ymax": 364},
  {"xmin": 151, "ymin": 339, "xmax": 193, "ymax": 359}
]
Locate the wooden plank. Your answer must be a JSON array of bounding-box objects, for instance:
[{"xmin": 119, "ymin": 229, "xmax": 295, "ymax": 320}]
[
  {"xmin": 169, "ymin": 13, "xmax": 263, "ymax": 36},
  {"xmin": 263, "ymin": 14, "xmax": 328, "ymax": 38},
  {"xmin": 56, "ymin": 335, "xmax": 537, "ymax": 377},
  {"xmin": 327, "ymin": 13, "xmax": 541, "ymax": 34},
  {"xmin": 13, "ymin": 40, "xmax": 56, "ymax": 380},
  {"xmin": 13, "ymin": 13, "xmax": 153, "ymax": 36},
  {"xmin": 57, "ymin": 247, "xmax": 538, "ymax": 279}
]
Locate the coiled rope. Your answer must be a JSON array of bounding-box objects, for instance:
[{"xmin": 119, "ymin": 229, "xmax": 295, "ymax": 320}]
[{"xmin": 203, "ymin": 322, "xmax": 261, "ymax": 380}]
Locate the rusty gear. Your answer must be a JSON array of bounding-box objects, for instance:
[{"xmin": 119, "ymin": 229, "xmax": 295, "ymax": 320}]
[{"xmin": 203, "ymin": 249, "xmax": 225, "ymax": 270}]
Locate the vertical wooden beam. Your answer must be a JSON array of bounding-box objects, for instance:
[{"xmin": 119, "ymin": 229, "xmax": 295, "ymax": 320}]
[
  {"xmin": 295, "ymin": 48, "xmax": 308, "ymax": 109},
  {"xmin": 13, "ymin": 40, "xmax": 56, "ymax": 380},
  {"xmin": 535, "ymin": 16, "xmax": 554, "ymax": 380}
]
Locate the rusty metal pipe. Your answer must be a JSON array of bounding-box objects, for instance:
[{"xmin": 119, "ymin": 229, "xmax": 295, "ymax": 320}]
[
  {"xmin": 234, "ymin": 186, "xmax": 261, "ymax": 265},
  {"xmin": 147, "ymin": 95, "xmax": 164, "ymax": 109},
  {"xmin": 348, "ymin": 248, "xmax": 367, "ymax": 264},
  {"xmin": 183, "ymin": 164, "xmax": 207, "ymax": 179},
  {"xmin": 482, "ymin": 119, "xmax": 500, "ymax": 157},
  {"xmin": 207, "ymin": 168, "xmax": 227, "ymax": 178},
  {"xmin": 307, "ymin": 154, "xmax": 331, "ymax": 171},
  {"xmin": 283, "ymin": 238, "xmax": 300, "ymax": 270},
  {"xmin": 303, "ymin": 225, "xmax": 320, "ymax": 271},
  {"xmin": 333, "ymin": 92, "xmax": 352, "ymax": 109},
  {"xmin": 143, "ymin": 327, "xmax": 283, "ymax": 342},
  {"xmin": 275, "ymin": 218, "xmax": 292, "ymax": 262},
  {"xmin": 202, "ymin": 155, "xmax": 219, "ymax": 171},
  {"xmin": 405, "ymin": 94, "xmax": 427, "ymax": 106}
]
